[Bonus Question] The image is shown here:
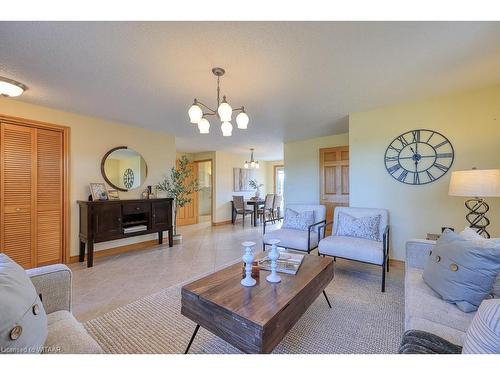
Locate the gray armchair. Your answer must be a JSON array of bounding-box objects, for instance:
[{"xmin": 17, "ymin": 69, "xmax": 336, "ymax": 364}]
[{"xmin": 317, "ymin": 207, "xmax": 390, "ymax": 292}]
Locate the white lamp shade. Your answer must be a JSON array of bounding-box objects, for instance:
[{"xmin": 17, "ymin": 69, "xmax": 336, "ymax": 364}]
[
  {"xmin": 250, "ymin": 161, "xmax": 255, "ymax": 168},
  {"xmin": 221, "ymin": 121, "xmax": 233, "ymax": 136},
  {"xmin": 0, "ymin": 79, "xmax": 25, "ymax": 97},
  {"xmin": 197, "ymin": 118, "xmax": 210, "ymax": 134},
  {"xmin": 255, "ymin": 161, "xmax": 260, "ymax": 169},
  {"xmin": 218, "ymin": 102, "xmax": 232, "ymax": 122},
  {"xmin": 244, "ymin": 162, "xmax": 249, "ymax": 169},
  {"xmin": 448, "ymin": 169, "xmax": 500, "ymax": 197},
  {"xmin": 188, "ymin": 104, "xmax": 203, "ymax": 124},
  {"xmin": 236, "ymin": 111, "xmax": 249, "ymax": 129}
]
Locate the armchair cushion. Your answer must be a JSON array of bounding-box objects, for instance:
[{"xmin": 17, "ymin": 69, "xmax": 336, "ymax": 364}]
[
  {"xmin": 263, "ymin": 228, "xmax": 318, "ymax": 251},
  {"xmin": 282, "ymin": 208, "xmax": 315, "ymax": 231},
  {"xmin": 318, "ymin": 235, "xmax": 384, "ymax": 264},
  {"xmin": 335, "ymin": 211, "xmax": 381, "ymax": 241},
  {"xmin": 333, "ymin": 207, "xmax": 388, "ymax": 242}
]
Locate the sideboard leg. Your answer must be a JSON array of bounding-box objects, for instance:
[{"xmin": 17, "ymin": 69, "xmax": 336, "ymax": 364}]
[
  {"xmin": 158, "ymin": 231, "xmax": 163, "ymax": 245},
  {"xmin": 79, "ymin": 241, "xmax": 86, "ymax": 262},
  {"xmin": 168, "ymin": 229, "xmax": 173, "ymax": 247},
  {"xmin": 87, "ymin": 242, "xmax": 94, "ymax": 268}
]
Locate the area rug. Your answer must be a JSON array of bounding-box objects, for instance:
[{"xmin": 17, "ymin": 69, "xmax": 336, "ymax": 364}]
[{"xmin": 83, "ymin": 260, "xmax": 405, "ymax": 354}]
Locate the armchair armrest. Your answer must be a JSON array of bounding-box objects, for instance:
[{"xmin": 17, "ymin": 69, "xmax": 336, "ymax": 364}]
[
  {"xmin": 263, "ymin": 217, "xmax": 284, "ymax": 234},
  {"xmin": 382, "ymin": 225, "xmax": 390, "ymax": 259},
  {"xmin": 307, "ymin": 219, "xmax": 326, "ymax": 250},
  {"xmin": 26, "ymin": 264, "xmax": 72, "ymax": 314}
]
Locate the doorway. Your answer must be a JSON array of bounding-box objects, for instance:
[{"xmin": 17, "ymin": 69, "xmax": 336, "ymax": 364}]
[
  {"xmin": 195, "ymin": 159, "xmax": 213, "ymax": 224},
  {"xmin": 320, "ymin": 146, "xmax": 349, "ymax": 234}
]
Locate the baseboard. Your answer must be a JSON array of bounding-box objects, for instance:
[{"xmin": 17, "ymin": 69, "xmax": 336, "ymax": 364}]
[
  {"xmin": 389, "ymin": 259, "xmax": 404, "ymax": 269},
  {"xmin": 212, "ymin": 220, "xmax": 233, "ymax": 226},
  {"xmin": 68, "ymin": 239, "xmax": 163, "ymax": 264}
]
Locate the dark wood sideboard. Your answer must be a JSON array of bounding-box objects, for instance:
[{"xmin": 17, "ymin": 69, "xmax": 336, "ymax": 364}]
[{"xmin": 78, "ymin": 198, "xmax": 173, "ymax": 267}]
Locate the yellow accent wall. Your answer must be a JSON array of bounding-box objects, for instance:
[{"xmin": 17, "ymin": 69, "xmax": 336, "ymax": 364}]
[
  {"xmin": 265, "ymin": 160, "xmax": 284, "ymax": 195},
  {"xmin": 350, "ymin": 85, "xmax": 500, "ymax": 260},
  {"xmin": 0, "ymin": 98, "xmax": 176, "ymax": 257}
]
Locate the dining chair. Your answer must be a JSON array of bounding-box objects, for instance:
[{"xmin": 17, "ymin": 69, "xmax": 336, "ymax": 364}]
[
  {"xmin": 232, "ymin": 195, "xmax": 254, "ymax": 227},
  {"xmin": 272, "ymin": 194, "xmax": 282, "ymax": 222},
  {"xmin": 257, "ymin": 194, "xmax": 274, "ymax": 223}
]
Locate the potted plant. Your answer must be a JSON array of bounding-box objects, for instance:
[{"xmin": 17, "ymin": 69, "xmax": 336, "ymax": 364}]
[
  {"xmin": 249, "ymin": 179, "xmax": 264, "ymax": 199},
  {"xmin": 156, "ymin": 156, "xmax": 199, "ymax": 243}
]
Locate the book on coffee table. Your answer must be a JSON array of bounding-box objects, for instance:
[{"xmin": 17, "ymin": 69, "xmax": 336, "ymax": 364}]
[{"xmin": 258, "ymin": 253, "xmax": 304, "ymax": 275}]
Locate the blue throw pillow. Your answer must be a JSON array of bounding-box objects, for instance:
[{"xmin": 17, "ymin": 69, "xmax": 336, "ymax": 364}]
[{"xmin": 422, "ymin": 230, "xmax": 500, "ymax": 313}]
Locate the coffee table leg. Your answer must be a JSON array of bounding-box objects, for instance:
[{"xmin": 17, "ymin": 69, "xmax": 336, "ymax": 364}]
[
  {"xmin": 184, "ymin": 324, "xmax": 200, "ymax": 354},
  {"xmin": 323, "ymin": 290, "xmax": 332, "ymax": 309}
]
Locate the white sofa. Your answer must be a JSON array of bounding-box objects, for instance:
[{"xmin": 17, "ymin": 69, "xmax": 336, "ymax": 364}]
[
  {"xmin": 262, "ymin": 204, "xmax": 326, "ymax": 253},
  {"xmin": 27, "ymin": 264, "xmax": 102, "ymax": 353},
  {"xmin": 405, "ymin": 239, "xmax": 476, "ymax": 346},
  {"xmin": 318, "ymin": 207, "xmax": 390, "ymax": 292}
]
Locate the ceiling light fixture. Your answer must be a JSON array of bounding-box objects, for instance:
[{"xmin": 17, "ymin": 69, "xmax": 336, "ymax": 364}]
[
  {"xmin": 244, "ymin": 148, "xmax": 259, "ymax": 169},
  {"xmin": 0, "ymin": 76, "xmax": 27, "ymax": 97},
  {"xmin": 188, "ymin": 67, "xmax": 249, "ymax": 136}
]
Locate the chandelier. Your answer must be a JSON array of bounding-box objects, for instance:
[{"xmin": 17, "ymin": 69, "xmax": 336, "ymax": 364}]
[
  {"xmin": 244, "ymin": 148, "xmax": 259, "ymax": 169},
  {"xmin": 188, "ymin": 67, "xmax": 249, "ymax": 136}
]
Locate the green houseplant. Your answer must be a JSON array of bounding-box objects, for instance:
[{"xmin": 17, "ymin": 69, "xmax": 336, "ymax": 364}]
[{"xmin": 156, "ymin": 155, "xmax": 199, "ymax": 241}]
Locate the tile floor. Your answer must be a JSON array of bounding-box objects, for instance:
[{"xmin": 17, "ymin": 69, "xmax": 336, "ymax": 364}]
[{"xmin": 70, "ymin": 219, "xmax": 278, "ymax": 321}]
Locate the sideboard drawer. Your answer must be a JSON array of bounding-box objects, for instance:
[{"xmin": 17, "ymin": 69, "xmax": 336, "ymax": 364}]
[{"xmin": 122, "ymin": 202, "xmax": 150, "ymax": 215}]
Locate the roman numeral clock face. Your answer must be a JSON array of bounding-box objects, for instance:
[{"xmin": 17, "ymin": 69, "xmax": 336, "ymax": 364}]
[{"xmin": 384, "ymin": 130, "xmax": 454, "ymax": 185}]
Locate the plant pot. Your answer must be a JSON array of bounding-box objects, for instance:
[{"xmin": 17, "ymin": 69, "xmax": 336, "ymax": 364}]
[{"xmin": 173, "ymin": 234, "xmax": 183, "ymax": 244}]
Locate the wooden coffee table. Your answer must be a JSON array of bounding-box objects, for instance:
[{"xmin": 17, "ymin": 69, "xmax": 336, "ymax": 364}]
[{"xmin": 181, "ymin": 254, "xmax": 334, "ymax": 353}]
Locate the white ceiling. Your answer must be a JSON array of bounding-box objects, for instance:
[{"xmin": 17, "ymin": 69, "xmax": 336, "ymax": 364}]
[{"xmin": 1, "ymin": 22, "xmax": 500, "ymax": 160}]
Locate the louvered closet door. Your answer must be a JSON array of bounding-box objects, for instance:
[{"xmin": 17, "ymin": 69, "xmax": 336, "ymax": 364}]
[
  {"xmin": 36, "ymin": 128, "xmax": 63, "ymax": 265},
  {"xmin": 1, "ymin": 123, "xmax": 36, "ymax": 268}
]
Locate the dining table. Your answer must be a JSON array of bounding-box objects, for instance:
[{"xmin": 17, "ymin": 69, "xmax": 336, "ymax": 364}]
[{"xmin": 231, "ymin": 198, "xmax": 265, "ymax": 227}]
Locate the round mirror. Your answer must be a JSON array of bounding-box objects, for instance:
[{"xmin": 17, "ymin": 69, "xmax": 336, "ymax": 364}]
[{"xmin": 101, "ymin": 146, "xmax": 148, "ymax": 191}]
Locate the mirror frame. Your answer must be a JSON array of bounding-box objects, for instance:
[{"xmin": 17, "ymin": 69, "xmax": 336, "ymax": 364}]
[{"xmin": 100, "ymin": 146, "xmax": 148, "ymax": 192}]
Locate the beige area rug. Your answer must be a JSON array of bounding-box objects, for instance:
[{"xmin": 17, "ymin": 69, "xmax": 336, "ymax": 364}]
[{"xmin": 83, "ymin": 260, "xmax": 405, "ymax": 354}]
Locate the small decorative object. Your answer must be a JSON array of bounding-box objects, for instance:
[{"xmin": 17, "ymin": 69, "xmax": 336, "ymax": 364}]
[
  {"xmin": 141, "ymin": 188, "xmax": 149, "ymax": 199},
  {"xmin": 448, "ymin": 168, "xmax": 500, "ymax": 238},
  {"xmin": 241, "ymin": 261, "xmax": 260, "ymax": 279},
  {"xmin": 441, "ymin": 227, "xmax": 454, "ymax": 233},
  {"xmin": 384, "ymin": 129, "xmax": 454, "ymax": 185},
  {"xmin": 266, "ymin": 239, "xmax": 281, "ymax": 283},
  {"xmin": 123, "ymin": 168, "xmax": 135, "ymax": 189},
  {"xmin": 147, "ymin": 185, "xmax": 155, "ymax": 199},
  {"xmin": 241, "ymin": 241, "xmax": 257, "ymax": 287},
  {"xmin": 89, "ymin": 183, "xmax": 108, "ymax": 201},
  {"xmin": 156, "ymin": 155, "xmax": 200, "ymax": 243},
  {"xmin": 426, "ymin": 233, "xmax": 440, "ymax": 241},
  {"xmin": 107, "ymin": 189, "xmax": 120, "ymax": 200},
  {"xmin": 249, "ymin": 179, "xmax": 264, "ymax": 199}
]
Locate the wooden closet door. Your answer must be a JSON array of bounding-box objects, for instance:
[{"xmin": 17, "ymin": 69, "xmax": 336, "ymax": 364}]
[
  {"xmin": 36, "ymin": 128, "xmax": 63, "ymax": 265},
  {"xmin": 1, "ymin": 123, "xmax": 36, "ymax": 268}
]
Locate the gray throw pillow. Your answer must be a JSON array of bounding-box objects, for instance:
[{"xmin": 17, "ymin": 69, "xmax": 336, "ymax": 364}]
[
  {"xmin": 282, "ymin": 208, "xmax": 315, "ymax": 231},
  {"xmin": 335, "ymin": 211, "xmax": 381, "ymax": 241},
  {"xmin": 462, "ymin": 299, "xmax": 500, "ymax": 354},
  {"xmin": 422, "ymin": 230, "xmax": 500, "ymax": 313},
  {"xmin": 0, "ymin": 254, "xmax": 48, "ymax": 354}
]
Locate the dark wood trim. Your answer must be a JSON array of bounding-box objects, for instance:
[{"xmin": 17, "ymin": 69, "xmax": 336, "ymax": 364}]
[{"xmin": 101, "ymin": 146, "xmax": 127, "ymax": 192}]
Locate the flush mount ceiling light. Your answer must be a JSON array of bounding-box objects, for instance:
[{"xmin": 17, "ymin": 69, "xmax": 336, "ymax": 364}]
[
  {"xmin": 188, "ymin": 67, "xmax": 249, "ymax": 136},
  {"xmin": 0, "ymin": 76, "xmax": 27, "ymax": 97},
  {"xmin": 244, "ymin": 148, "xmax": 259, "ymax": 169}
]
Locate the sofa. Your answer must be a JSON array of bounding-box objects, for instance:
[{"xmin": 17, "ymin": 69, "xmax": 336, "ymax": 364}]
[
  {"xmin": 405, "ymin": 239, "xmax": 476, "ymax": 346},
  {"xmin": 26, "ymin": 264, "xmax": 102, "ymax": 354}
]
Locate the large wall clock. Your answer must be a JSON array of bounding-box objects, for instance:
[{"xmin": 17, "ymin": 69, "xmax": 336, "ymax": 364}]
[
  {"xmin": 384, "ymin": 129, "xmax": 454, "ymax": 185},
  {"xmin": 123, "ymin": 168, "xmax": 135, "ymax": 189}
]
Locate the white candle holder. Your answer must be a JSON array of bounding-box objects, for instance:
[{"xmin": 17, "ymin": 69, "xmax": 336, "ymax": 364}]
[
  {"xmin": 241, "ymin": 241, "xmax": 257, "ymax": 287},
  {"xmin": 266, "ymin": 239, "xmax": 281, "ymax": 283}
]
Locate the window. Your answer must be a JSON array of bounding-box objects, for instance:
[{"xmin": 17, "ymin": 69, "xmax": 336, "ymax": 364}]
[{"xmin": 274, "ymin": 166, "xmax": 285, "ymax": 196}]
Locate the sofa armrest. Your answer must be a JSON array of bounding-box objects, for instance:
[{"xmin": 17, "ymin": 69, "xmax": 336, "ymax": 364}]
[
  {"xmin": 406, "ymin": 239, "xmax": 436, "ymax": 270},
  {"xmin": 26, "ymin": 264, "xmax": 72, "ymax": 314}
]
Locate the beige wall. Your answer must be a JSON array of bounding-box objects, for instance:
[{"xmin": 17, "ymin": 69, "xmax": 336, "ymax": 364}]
[
  {"xmin": 284, "ymin": 133, "xmax": 349, "ymax": 205},
  {"xmin": 265, "ymin": 160, "xmax": 284, "ymax": 194},
  {"xmin": 350, "ymin": 85, "xmax": 500, "ymax": 260},
  {"xmin": 0, "ymin": 98, "xmax": 176, "ymax": 257}
]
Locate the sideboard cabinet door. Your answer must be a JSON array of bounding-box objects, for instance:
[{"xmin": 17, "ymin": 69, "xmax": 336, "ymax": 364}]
[
  {"xmin": 94, "ymin": 204, "xmax": 122, "ymax": 239},
  {"xmin": 151, "ymin": 201, "xmax": 171, "ymax": 230}
]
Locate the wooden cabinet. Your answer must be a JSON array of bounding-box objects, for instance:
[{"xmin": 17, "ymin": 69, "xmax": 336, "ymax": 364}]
[
  {"xmin": 78, "ymin": 199, "xmax": 173, "ymax": 267},
  {"xmin": 0, "ymin": 118, "xmax": 68, "ymax": 269}
]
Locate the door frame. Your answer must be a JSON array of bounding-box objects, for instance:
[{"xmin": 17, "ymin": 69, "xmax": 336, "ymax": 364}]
[
  {"xmin": 273, "ymin": 164, "xmax": 284, "ymax": 195},
  {"xmin": 194, "ymin": 158, "xmax": 214, "ymax": 225},
  {"xmin": 0, "ymin": 114, "xmax": 70, "ymax": 264}
]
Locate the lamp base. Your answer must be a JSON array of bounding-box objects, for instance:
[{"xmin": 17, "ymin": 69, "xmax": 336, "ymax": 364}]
[{"xmin": 465, "ymin": 198, "xmax": 490, "ymax": 238}]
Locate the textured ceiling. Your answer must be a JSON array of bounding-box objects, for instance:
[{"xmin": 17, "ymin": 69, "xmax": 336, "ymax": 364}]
[{"xmin": 1, "ymin": 22, "xmax": 500, "ymax": 160}]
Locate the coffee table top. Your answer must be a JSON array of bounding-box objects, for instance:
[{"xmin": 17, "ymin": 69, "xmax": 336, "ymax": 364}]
[{"xmin": 182, "ymin": 254, "xmax": 333, "ymax": 327}]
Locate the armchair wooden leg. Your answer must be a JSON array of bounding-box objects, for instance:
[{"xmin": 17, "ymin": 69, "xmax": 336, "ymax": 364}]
[
  {"xmin": 381, "ymin": 262, "xmax": 386, "ymax": 293},
  {"xmin": 387, "ymin": 258, "xmax": 390, "ymax": 272}
]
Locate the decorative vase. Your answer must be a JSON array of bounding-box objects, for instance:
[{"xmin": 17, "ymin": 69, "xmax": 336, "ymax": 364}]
[
  {"xmin": 254, "ymin": 188, "xmax": 260, "ymax": 199},
  {"xmin": 266, "ymin": 239, "xmax": 281, "ymax": 283},
  {"xmin": 241, "ymin": 241, "xmax": 257, "ymax": 287}
]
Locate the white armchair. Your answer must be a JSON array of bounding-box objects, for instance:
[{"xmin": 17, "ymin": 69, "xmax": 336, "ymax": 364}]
[
  {"xmin": 263, "ymin": 204, "xmax": 326, "ymax": 253},
  {"xmin": 318, "ymin": 207, "xmax": 390, "ymax": 292}
]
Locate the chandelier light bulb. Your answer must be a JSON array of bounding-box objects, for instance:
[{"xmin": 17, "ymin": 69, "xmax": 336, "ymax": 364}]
[
  {"xmin": 197, "ymin": 118, "xmax": 210, "ymax": 134},
  {"xmin": 221, "ymin": 121, "xmax": 233, "ymax": 136},
  {"xmin": 236, "ymin": 110, "xmax": 249, "ymax": 129},
  {"xmin": 188, "ymin": 101, "xmax": 203, "ymax": 124},
  {"xmin": 244, "ymin": 162, "xmax": 249, "ymax": 169},
  {"xmin": 250, "ymin": 161, "xmax": 256, "ymax": 168},
  {"xmin": 218, "ymin": 96, "xmax": 232, "ymax": 122},
  {"xmin": 255, "ymin": 161, "xmax": 260, "ymax": 169},
  {"xmin": 0, "ymin": 76, "xmax": 27, "ymax": 97}
]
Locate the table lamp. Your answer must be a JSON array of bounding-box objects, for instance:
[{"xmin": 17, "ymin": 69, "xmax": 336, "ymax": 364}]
[{"xmin": 448, "ymin": 168, "xmax": 500, "ymax": 238}]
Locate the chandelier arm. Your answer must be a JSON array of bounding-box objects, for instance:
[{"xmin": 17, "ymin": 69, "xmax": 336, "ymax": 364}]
[
  {"xmin": 196, "ymin": 100, "xmax": 217, "ymax": 114},
  {"xmin": 202, "ymin": 112, "xmax": 217, "ymax": 117},
  {"xmin": 232, "ymin": 106, "xmax": 245, "ymax": 112},
  {"xmin": 217, "ymin": 76, "xmax": 220, "ymax": 107}
]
